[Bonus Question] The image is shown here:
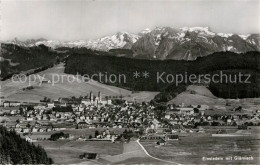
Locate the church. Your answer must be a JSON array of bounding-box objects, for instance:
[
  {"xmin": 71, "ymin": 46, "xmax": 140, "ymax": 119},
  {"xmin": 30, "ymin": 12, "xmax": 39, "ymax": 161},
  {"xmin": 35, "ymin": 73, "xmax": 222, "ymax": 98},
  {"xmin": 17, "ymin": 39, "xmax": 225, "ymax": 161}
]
[{"xmin": 81, "ymin": 92, "xmax": 112, "ymax": 106}]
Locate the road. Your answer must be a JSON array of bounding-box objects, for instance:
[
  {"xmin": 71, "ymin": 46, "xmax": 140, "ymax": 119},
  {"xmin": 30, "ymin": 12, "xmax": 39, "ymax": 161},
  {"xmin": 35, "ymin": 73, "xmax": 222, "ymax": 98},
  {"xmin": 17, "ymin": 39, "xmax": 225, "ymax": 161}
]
[{"xmin": 136, "ymin": 139, "xmax": 183, "ymax": 165}]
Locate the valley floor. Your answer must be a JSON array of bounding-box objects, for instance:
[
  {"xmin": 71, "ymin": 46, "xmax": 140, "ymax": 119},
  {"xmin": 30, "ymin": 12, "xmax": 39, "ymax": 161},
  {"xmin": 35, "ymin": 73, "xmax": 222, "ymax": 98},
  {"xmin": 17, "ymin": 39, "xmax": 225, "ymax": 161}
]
[{"xmin": 33, "ymin": 127, "xmax": 260, "ymax": 164}]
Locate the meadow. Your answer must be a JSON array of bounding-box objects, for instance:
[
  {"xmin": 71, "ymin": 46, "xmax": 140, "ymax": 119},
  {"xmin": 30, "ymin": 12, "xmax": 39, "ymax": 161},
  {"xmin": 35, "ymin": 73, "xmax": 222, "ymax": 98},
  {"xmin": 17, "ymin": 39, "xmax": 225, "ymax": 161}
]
[{"xmin": 142, "ymin": 128, "xmax": 260, "ymax": 164}]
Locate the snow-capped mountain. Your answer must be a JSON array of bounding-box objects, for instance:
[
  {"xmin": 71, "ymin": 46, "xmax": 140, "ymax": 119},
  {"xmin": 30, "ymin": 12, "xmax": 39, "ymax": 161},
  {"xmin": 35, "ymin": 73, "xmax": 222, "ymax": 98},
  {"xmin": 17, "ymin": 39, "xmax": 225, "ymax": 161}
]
[
  {"xmin": 6, "ymin": 32, "xmax": 139, "ymax": 51},
  {"xmin": 132, "ymin": 27, "xmax": 260, "ymax": 60},
  {"xmin": 84, "ymin": 32, "xmax": 139, "ymax": 51},
  {"xmin": 4, "ymin": 27, "xmax": 260, "ymax": 60}
]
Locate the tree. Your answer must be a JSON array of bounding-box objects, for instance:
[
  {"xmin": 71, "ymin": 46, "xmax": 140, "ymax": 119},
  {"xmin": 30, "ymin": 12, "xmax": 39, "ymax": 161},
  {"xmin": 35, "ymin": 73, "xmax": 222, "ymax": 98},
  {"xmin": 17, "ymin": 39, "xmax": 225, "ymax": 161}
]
[
  {"xmin": 194, "ymin": 108, "xmax": 199, "ymax": 113},
  {"xmin": 19, "ymin": 108, "xmax": 24, "ymax": 115},
  {"xmin": 211, "ymin": 121, "xmax": 220, "ymax": 126},
  {"xmin": 0, "ymin": 126, "xmax": 53, "ymax": 164},
  {"xmin": 94, "ymin": 130, "xmax": 99, "ymax": 138},
  {"xmin": 88, "ymin": 135, "xmax": 93, "ymax": 139},
  {"xmin": 26, "ymin": 123, "xmax": 31, "ymax": 128}
]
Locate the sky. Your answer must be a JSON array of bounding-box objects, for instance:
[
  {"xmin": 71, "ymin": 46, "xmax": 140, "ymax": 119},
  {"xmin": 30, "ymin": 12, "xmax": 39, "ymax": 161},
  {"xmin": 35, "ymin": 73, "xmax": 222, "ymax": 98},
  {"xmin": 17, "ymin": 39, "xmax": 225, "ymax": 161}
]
[{"xmin": 0, "ymin": 0, "xmax": 259, "ymax": 41}]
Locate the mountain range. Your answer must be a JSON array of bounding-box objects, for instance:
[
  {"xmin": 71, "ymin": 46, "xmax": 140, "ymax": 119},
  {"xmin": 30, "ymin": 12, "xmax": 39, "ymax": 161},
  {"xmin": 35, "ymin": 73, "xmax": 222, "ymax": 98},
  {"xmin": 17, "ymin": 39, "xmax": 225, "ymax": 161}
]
[{"xmin": 4, "ymin": 27, "xmax": 260, "ymax": 60}]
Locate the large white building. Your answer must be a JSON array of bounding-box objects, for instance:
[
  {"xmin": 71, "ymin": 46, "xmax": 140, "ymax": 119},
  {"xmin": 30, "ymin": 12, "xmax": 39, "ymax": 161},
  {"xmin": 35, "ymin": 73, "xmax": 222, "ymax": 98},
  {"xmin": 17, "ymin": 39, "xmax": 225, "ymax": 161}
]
[{"xmin": 81, "ymin": 92, "xmax": 112, "ymax": 106}]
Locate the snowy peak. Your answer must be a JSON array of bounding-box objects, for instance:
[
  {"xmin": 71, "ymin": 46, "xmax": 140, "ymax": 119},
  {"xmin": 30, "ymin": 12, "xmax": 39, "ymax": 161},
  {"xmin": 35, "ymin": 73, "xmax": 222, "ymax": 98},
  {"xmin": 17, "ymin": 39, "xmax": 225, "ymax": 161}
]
[
  {"xmin": 86, "ymin": 32, "xmax": 139, "ymax": 51},
  {"xmin": 5, "ymin": 32, "xmax": 139, "ymax": 50},
  {"xmin": 180, "ymin": 27, "xmax": 215, "ymax": 36},
  {"xmin": 3, "ymin": 26, "xmax": 260, "ymax": 60},
  {"xmin": 131, "ymin": 27, "xmax": 260, "ymax": 60},
  {"xmin": 139, "ymin": 28, "xmax": 152, "ymax": 34}
]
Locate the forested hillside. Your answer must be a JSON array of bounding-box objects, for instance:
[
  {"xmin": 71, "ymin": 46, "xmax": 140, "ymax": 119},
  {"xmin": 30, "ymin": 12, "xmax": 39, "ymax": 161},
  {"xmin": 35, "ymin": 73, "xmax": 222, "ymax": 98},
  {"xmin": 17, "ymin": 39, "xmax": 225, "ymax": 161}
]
[
  {"xmin": 64, "ymin": 50, "xmax": 260, "ymax": 100},
  {"xmin": 0, "ymin": 126, "xmax": 53, "ymax": 164},
  {"xmin": 1, "ymin": 43, "xmax": 259, "ymax": 101},
  {"xmin": 0, "ymin": 43, "xmax": 68, "ymax": 80}
]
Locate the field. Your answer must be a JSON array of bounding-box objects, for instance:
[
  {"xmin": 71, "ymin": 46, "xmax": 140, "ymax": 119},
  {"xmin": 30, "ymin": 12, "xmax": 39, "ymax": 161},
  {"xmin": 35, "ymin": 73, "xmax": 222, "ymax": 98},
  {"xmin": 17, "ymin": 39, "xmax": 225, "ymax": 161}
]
[
  {"xmin": 0, "ymin": 116, "xmax": 23, "ymax": 123},
  {"xmin": 168, "ymin": 85, "xmax": 260, "ymax": 113},
  {"xmin": 142, "ymin": 127, "xmax": 260, "ymax": 164},
  {"xmin": 123, "ymin": 91, "xmax": 159, "ymax": 103},
  {"xmin": 35, "ymin": 139, "xmax": 164, "ymax": 164},
  {"xmin": 35, "ymin": 140, "xmax": 124, "ymax": 164},
  {"xmin": 32, "ymin": 127, "xmax": 260, "ymax": 164}
]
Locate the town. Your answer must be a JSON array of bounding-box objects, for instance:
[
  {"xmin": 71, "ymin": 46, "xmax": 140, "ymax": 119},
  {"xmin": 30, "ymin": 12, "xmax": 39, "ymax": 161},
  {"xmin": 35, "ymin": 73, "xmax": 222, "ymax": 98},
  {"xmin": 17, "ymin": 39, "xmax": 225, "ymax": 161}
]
[{"xmin": 0, "ymin": 91, "xmax": 259, "ymax": 144}]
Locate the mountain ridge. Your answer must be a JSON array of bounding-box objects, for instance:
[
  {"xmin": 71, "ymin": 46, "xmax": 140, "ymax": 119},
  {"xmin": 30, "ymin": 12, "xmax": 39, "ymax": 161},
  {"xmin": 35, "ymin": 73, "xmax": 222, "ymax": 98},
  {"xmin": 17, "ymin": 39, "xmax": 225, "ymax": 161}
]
[{"xmin": 3, "ymin": 26, "xmax": 260, "ymax": 60}]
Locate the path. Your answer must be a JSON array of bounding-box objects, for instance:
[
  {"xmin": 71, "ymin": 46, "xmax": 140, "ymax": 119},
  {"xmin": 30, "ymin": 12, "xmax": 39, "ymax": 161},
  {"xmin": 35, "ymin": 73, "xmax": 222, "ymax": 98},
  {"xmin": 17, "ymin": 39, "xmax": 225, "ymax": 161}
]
[{"xmin": 136, "ymin": 139, "xmax": 183, "ymax": 165}]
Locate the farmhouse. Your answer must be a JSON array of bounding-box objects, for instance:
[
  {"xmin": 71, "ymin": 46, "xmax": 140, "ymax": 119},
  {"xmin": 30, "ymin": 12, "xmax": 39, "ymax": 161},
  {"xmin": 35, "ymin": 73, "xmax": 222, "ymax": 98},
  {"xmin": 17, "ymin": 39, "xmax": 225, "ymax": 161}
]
[
  {"xmin": 166, "ymin": 134, "xmax": 179, "ymax": 140},
  {"xmin": 156, "ymin": 138, "xmax": 166, "ymax": 145},
  {"xmin": 79, "ymin": 153, "xmax": 97, "ymax": 159},
  {"xmin": 140, "ymin": 134, "xmax": 165, "ymax": 141}
]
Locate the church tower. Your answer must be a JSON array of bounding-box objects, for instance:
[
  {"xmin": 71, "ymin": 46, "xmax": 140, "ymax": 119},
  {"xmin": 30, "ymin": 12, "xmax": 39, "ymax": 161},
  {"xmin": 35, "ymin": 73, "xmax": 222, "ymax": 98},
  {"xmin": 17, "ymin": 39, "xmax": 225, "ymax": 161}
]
[
  {"xmin": 98, "ymin": 92, "xmax": 102, "ymax": 102},
  {"xmin": 90, "ymin": 91, "xmax": 94, "ymax": 103}
]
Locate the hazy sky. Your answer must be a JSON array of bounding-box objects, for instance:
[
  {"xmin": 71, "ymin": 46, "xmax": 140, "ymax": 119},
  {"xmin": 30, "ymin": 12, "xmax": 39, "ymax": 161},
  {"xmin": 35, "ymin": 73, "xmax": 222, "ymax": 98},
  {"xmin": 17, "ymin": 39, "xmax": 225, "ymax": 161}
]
[{"xmin": 1, "ymin": 0, "xmax": 259, "ymax": 41}]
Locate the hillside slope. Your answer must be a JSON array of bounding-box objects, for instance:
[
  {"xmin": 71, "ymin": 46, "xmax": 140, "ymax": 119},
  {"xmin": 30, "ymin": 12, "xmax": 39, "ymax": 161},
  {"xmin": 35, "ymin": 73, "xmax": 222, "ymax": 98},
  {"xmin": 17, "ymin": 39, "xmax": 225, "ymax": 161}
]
[
  {"xmin": 65, "ymin": 51, "xmax": 260, "ymax": 100},
  {"xmin": 0, "ymin": 63, "xmax": 132, "ymax": 102}
]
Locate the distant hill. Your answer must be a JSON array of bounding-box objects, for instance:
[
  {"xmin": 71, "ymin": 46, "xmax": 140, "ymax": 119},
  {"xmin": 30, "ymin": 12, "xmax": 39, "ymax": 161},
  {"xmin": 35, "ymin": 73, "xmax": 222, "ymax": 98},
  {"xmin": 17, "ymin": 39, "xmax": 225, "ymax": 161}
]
[
  {"xmin": 0, "ymin": 126, "xmax": 53, "ymax": 164},
  {"xmin": 64, "ymin": 50, "xmax": 260, "ymax": 100},
  {"xmin": 167, "ymin": 85, "xmax": 218, "ymax": 106},
  {"xmin": 0, "ymin": 43, "xmax": 67, "ymax": 80}
]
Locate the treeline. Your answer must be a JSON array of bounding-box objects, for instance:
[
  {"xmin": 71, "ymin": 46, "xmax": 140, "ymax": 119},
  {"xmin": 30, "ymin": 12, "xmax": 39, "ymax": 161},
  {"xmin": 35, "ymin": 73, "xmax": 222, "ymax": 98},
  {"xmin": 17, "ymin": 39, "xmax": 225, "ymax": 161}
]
[
  {"xmin": 64, "ymin": 49, "xmax": 260, "ymax": 101},
  {"xmin": 0, "ymin": 126, "xmax": 53, "ymax": 164}
]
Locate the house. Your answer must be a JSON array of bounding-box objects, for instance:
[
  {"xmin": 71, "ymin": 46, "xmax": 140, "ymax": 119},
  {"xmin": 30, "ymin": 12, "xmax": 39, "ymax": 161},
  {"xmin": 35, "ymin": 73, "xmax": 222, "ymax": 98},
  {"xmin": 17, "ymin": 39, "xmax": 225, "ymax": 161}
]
[
  {"xmin": 81, "ymin": 98, "xmax": 91, "ymax": 106},
  {"xmin": 0, "ymin": 107, "xmax": 17, "ymax": 115},
  {"xmin": 32, "ymin": 127, "xmax": 39, "ymax": 132},
  {"xmin": 3, "ymin": 101, "xmax": 21, "ymax": 107},
  {"xmin": 79, "ymin": 153, "xmax": 97, "ymax": 159},
  {"xmin": 140, "ymin": 134, "xmax": 165, "ymax": 141},
  {"xmin": 23, "ymin": 128, "xmax": 30, "ymax": 133},
  {"xmin": 167, "ymin": 104, "xmax": 176, "ymax": 110},
  {"xmin": 25, "ymin": 136, "xmax": 36, "ymax": 142},
  {"xmin": 125, "ymin": 100, "xmax": 134, "ymax": 106},
  {"xmin": 41, "ymin": 79, "xmax": 51, "ymax": 84},
  {"xmin": 166, "ymin": 134, "xmax": 179, "ymax": 140},
  {"xmin": 47, "ymin": 102, "xmax": 55, "ymax": 108},
  {"xmin": 11, "ymin": 109, "xmax": 19, "ymax": 115},
  {"xmin": 156, "ymin": 138, "xmax": 166, "ymax": 145},
  {"xmin": 77, "ymin": 121, "xmax": 88, "ymax": 129},
  {"xmin": 178, "ymin": 107, "xmax": 194, "ymax": 115},
  {"xmin": 3, "ymin": 102, "xmax": 10, "ymax": 107}
]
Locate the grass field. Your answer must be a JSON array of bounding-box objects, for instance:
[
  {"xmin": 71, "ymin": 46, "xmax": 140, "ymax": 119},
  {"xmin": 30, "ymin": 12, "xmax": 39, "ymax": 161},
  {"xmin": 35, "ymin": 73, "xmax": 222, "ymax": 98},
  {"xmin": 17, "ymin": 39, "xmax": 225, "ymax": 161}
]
[
  {"xmin": 27, "ymin": 127, "xmax": 260, "ymax": 164},
  {"xmin": 100, "ymin": 141, "xmax": 148, "ymax": 163},
  {"xmin": 35, "ymin": 140, "xmax": 153, "ymax": 164},
  {"xmin": 142, "ymin": 127, "xmax": 260, "ymax": 164},
  {"xmin": 0, "ymin": 116, "xmax": 24, "ymax": 122},
  {"xmin": 35, "ymin": 140, "xmax": 124, "ymax": 164},
  {"xmin": 168, "ymin": 85, "xmax": 260, "ymax": 113}
]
